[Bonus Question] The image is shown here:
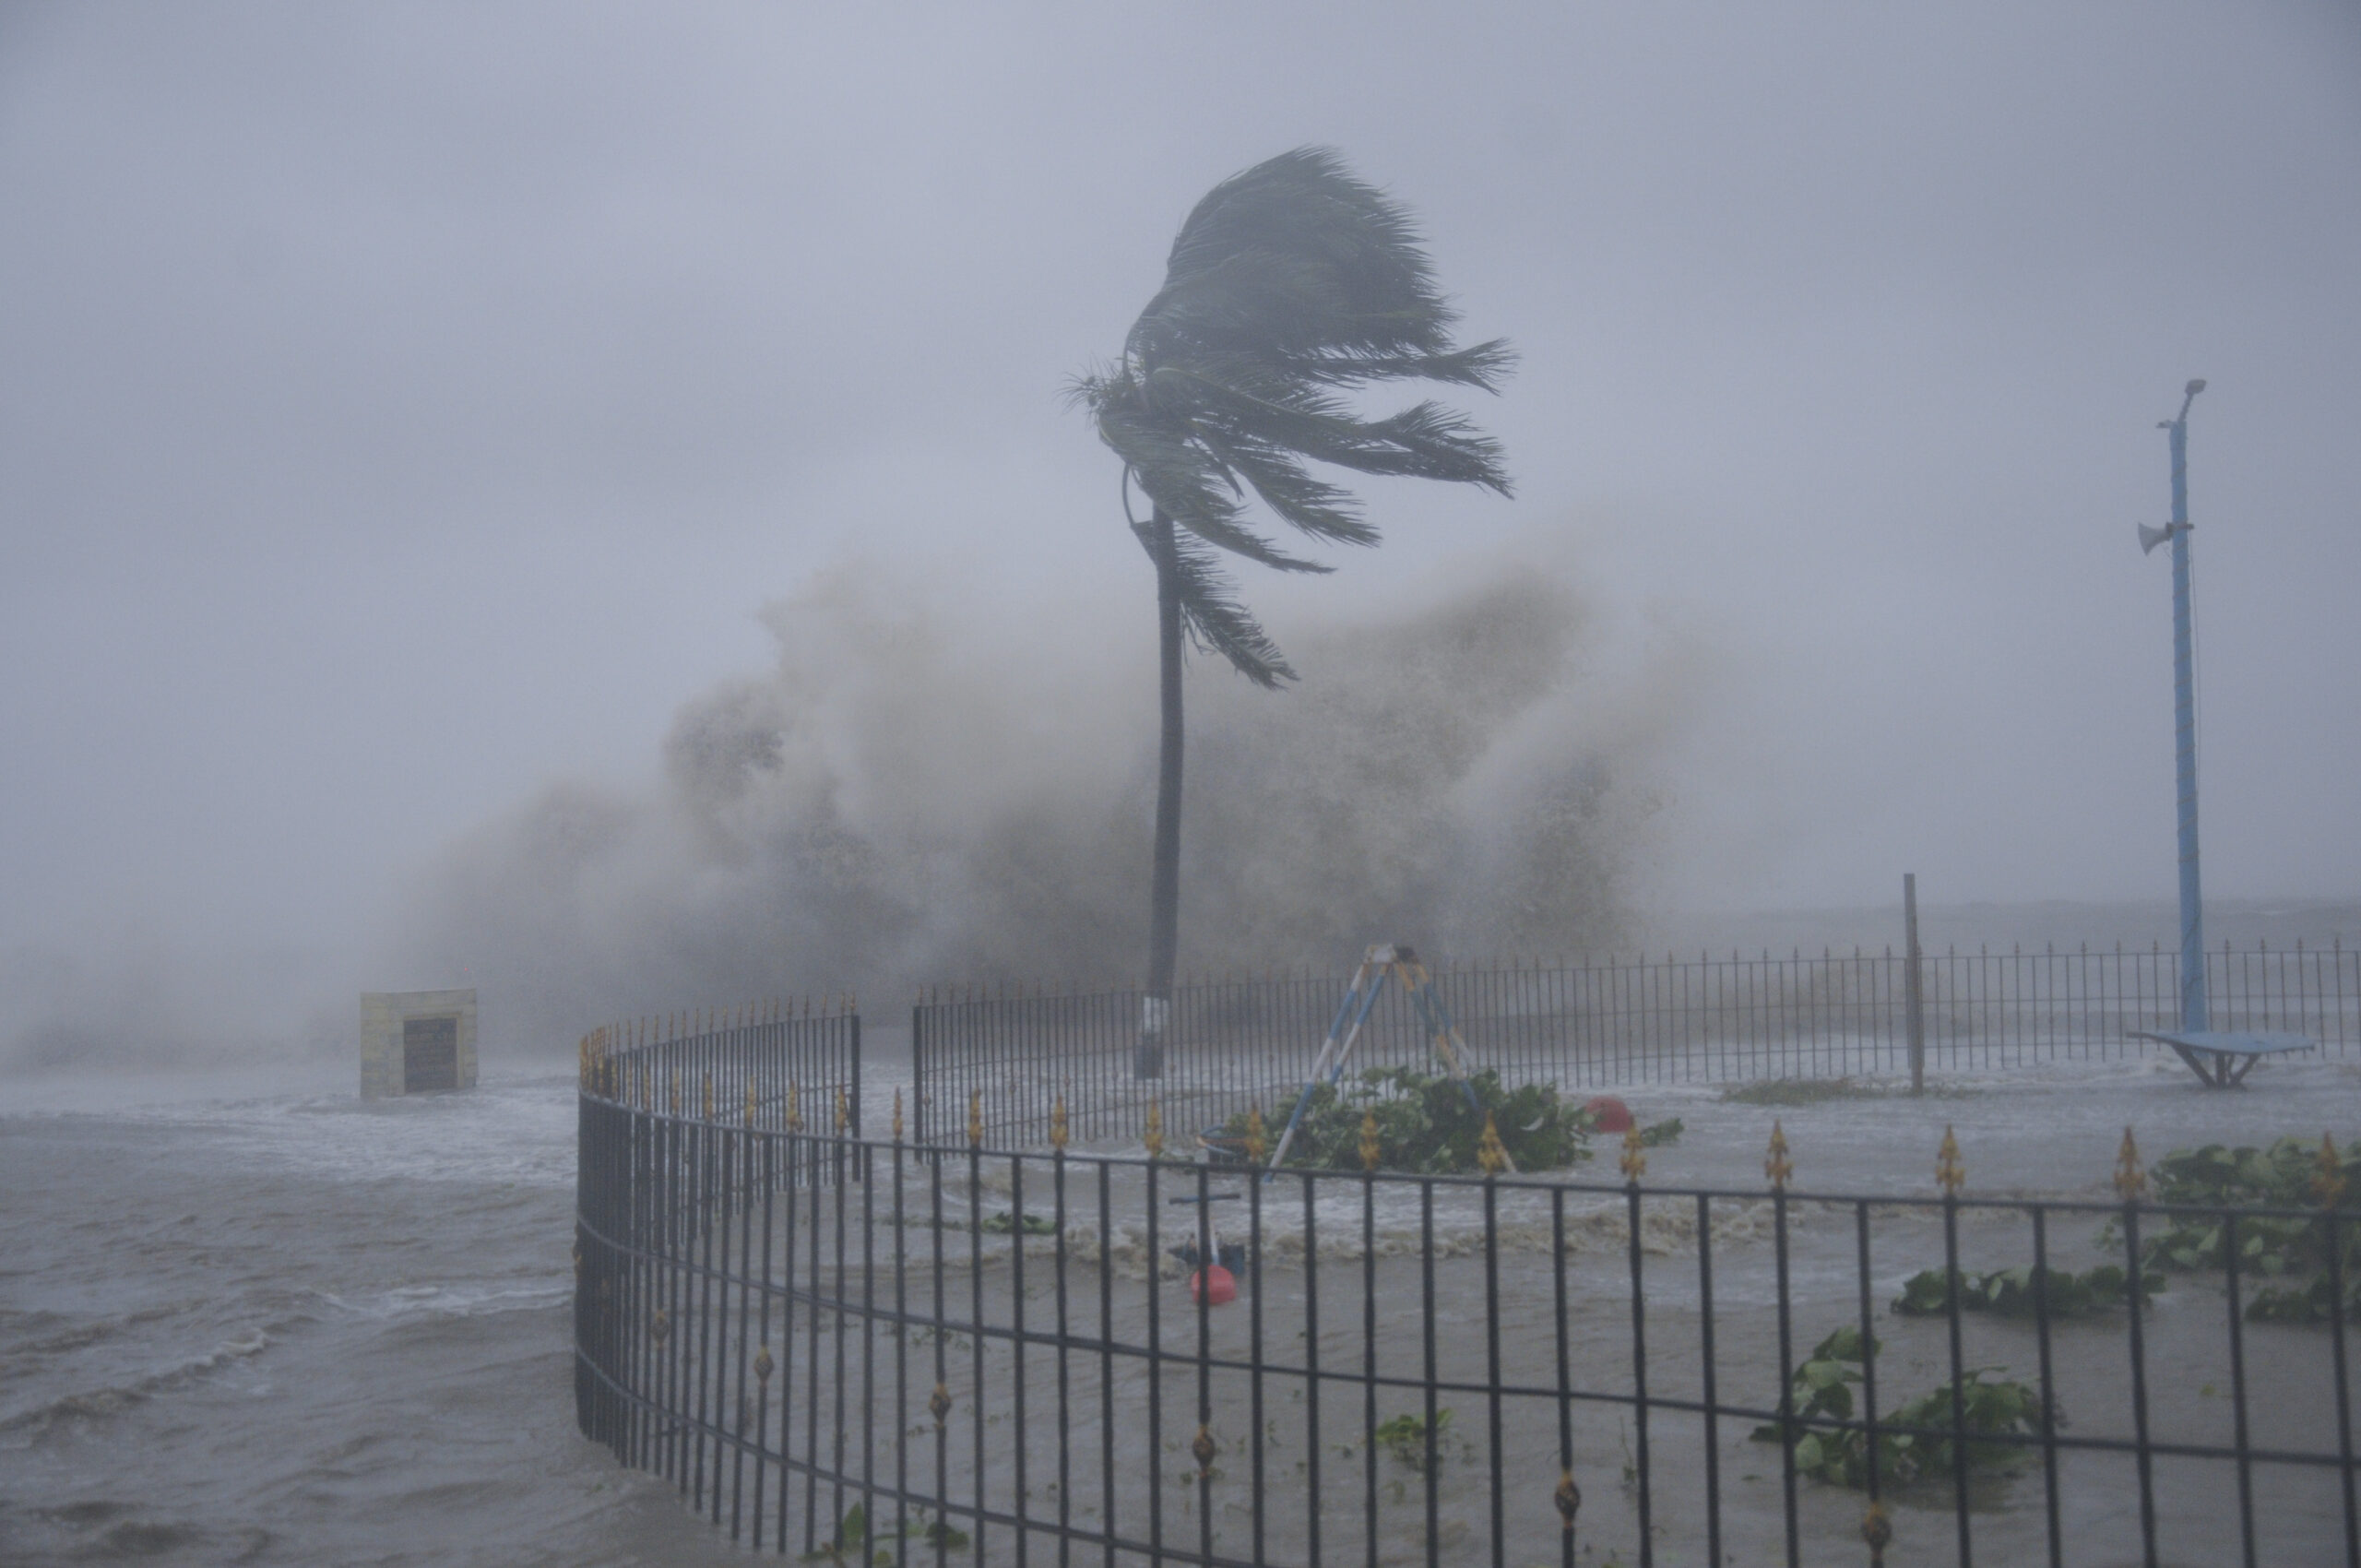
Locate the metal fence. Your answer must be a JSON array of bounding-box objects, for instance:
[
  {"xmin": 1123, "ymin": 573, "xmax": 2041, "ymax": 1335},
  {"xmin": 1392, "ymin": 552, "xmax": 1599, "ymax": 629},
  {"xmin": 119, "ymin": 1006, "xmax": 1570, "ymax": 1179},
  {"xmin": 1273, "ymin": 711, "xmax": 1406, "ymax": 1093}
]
[
  {"xmin": 913, "ymin": 940, "xmax": 2361, "ymax": 1151},
  {"xmin": 574, "ymin": 1070, "xmax": 2361, "ymax": 1567},
  {"xmin": 572, "ymin": 1005, "xmax": 861, "ymax": 1471},
  {"xmin": 574, "ymin": 1004, "xmax": 864, "ymax": 1136}
]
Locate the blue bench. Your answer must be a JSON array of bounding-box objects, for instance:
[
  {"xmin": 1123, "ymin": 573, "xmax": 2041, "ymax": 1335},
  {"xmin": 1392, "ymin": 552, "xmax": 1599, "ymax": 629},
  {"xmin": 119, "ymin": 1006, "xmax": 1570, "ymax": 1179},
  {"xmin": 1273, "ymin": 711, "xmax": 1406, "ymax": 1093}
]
[{"xmin": 2130, "ymin": 1029, "xmax": 2317, "ymax": 1088}]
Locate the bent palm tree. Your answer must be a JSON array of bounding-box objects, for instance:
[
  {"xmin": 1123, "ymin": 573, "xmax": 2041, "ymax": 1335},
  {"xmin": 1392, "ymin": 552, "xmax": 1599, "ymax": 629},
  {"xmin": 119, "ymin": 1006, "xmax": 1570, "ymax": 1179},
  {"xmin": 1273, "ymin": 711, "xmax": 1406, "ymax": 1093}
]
[{"xmin": 1072, "ymin": 147, "xmax": 1513, "ymax": 1076}]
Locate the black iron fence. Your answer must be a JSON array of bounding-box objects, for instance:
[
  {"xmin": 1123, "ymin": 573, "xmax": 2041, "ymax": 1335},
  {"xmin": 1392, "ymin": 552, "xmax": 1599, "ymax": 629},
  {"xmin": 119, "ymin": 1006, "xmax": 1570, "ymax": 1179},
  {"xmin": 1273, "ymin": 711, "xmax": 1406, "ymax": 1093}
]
[
  {"xmin": 573, "ymin": 1003, "xmax": 864, "ymax": 1137},
  {"xmin": 572, "ymin": 1004, "xmax": 861, "ymax": 1476},
  {"xmin": 913, "ymin": 941, "xmax": 2361, "ymax": 1151},
  {"xmin": 575, "ymin": 1064, "xmax": 2361, "ymax": 1567}
]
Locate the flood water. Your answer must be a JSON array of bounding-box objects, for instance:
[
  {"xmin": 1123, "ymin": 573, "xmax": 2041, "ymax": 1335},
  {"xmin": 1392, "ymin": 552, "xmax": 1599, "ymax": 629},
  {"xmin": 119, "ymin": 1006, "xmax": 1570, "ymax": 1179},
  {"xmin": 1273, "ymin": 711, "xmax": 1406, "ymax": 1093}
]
[{"xmin": 7, "ymin": 1040, "xmax": 2359, "ymax": 1565}]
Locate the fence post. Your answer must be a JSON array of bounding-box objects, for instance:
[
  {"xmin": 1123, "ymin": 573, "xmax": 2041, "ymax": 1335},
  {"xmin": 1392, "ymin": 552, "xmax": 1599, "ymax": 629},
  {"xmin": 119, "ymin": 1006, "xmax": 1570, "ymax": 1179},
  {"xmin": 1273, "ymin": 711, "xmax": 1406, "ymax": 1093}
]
[
  {"xmin": 1904, "ymin": 873, "xmax": 1926, "ymax": 1095},
  {"xmin": 909, "ymin": 1001, "xmax": 925, "ymax": 1148}
]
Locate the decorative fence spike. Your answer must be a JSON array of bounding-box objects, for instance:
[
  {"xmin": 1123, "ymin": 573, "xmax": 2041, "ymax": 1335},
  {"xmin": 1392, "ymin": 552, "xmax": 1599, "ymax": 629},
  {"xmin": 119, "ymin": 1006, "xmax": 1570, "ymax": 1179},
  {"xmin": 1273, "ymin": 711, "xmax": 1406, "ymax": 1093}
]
[
  {"xmin": 1862, "ymin": 1500, "xmax": 1892, "ymax": 1564},
  {"xmin": 743, "ymin": 1081, "xmax": 755, "ymax": 1128},
  {"xmin": 702, "ymin": 1074, "xmax": 713, "ymax": 1122},
  {"xmin": 1192, "ymin": 1424, "xmax": 1217, "ymax": 1476},
  {"xmin": 892, "ymin": 1087, "xmax": 905, "ymax": 1143},
  {"xmin": 2313, "ymin": 1132, "xmax": 2346, "ymax": 1207},
  {"xmin": 929, "ymin": 1383, "xmax": 952, "ymax": 1431},
  {"xmin": 1359, "ymin": 1109, "xmax": 1382, "ymax": 1172},
  {"xmin": 1145, "ymin": 1099, "xmax": 1165, "ymax": 1161},
  {"xmin": 1936, "ymin": 1124, "xmax": 1965, "ymax": 1196},
  {"xmin": 753, "ymin": 1344, "xmax": 773, "ymax": 1383},
  {"xmin": 1765, "ymin": 1121, "xmax": 1793, "ymax": 1189},
  {"xmin": 1050, "ymin": 1096, "xmax": 1068, "ymax": 1152},
  {"xmin": 1618, "ymin": 1123, "xmax": 1646, "ymax": 1183},
  {"xmin": 835, "ymin": 1086, "xmax": 849, "ymax": 1134},
  {"xmin": 1477, "ymin": 1111, "xmax": 1508, "ymax": 1177},
  {"xmin": 786, "ymin": 1082, "xmax": 802, "ymax": 1134},
  {"xmin": 649, "ymin": 1307, "xmax": 669, "ymax": 1345},
  {"xmin": 1246, "ymin": 1107, "xmax": 1269, "ymax": 1168},
  {"xmin": 1555, "ymin": 1468, "xmax": 1582, "ymax": 1533},
  {"xmin": 967, "ymin": 1091, "xmax": 983, "ymax": 1149},
  {"xmin": 2115, "ymin": 1126, "xmax": 2148, "ymax": 1203}
]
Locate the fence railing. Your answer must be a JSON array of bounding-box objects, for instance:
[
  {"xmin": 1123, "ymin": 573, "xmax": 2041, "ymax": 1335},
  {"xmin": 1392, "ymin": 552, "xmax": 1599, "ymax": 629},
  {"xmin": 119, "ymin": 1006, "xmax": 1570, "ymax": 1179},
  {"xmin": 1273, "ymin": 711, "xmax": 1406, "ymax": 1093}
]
[
  {"xmin": 575, "ymin": 1075, "xmax": 2361, "ymax": 1567},
  {"xmin": 574, "ymin": 1004, "xmax": 864, "ymax": 1136},
  {"xmin": 913, "ymin": 941, "xmax": 2360, "ymax": 1151},
  {"xmin": 572, "ymin": 1005, "xmax": 861, "ymax": 1473}
]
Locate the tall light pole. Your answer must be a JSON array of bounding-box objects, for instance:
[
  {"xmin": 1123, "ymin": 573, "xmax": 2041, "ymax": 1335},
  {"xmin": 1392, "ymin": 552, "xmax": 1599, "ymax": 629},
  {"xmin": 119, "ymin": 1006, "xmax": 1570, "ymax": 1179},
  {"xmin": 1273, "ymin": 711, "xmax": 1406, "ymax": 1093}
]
[
  {"xmin": 2130, "ymin": 381, "xmax": 2313, "ymax": 1085},
  {"xmin": 2140, "ymin": 378, "xmax": 2207, "ymax": 1032}
]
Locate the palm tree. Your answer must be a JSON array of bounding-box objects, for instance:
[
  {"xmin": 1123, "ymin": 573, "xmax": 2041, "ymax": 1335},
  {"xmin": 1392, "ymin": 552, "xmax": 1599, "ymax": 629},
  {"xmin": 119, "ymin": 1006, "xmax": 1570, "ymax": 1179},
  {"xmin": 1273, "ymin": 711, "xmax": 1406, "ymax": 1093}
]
[{"xmin": 1073, "ymin": 147, "xmax": 1513, "ymax": 1076}]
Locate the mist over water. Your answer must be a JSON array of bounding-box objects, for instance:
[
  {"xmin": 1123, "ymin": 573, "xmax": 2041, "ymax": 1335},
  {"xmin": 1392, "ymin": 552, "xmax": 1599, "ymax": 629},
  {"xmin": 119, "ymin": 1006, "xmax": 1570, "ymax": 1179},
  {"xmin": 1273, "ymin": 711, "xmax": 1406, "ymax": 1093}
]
[{"xmin": 398, "ymin": 549, "xmax": 1697, "ymax": 1050}]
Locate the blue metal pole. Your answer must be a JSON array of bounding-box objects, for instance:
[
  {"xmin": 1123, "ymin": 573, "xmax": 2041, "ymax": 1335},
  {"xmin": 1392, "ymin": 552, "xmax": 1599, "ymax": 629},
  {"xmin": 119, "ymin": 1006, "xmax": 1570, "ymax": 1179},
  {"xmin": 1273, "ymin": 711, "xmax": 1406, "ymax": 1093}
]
[{"xmin": 2165, "ymin": 386, "xmax": 2207, "ymax": 1032}]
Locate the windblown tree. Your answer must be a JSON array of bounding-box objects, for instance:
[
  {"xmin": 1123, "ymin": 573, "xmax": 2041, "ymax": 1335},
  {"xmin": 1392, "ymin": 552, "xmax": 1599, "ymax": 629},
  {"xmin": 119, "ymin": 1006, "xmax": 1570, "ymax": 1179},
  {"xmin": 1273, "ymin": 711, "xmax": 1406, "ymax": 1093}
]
[{"xmin": 1072, "ymin": 147, "xmax": 1513, "ymax": 1076}]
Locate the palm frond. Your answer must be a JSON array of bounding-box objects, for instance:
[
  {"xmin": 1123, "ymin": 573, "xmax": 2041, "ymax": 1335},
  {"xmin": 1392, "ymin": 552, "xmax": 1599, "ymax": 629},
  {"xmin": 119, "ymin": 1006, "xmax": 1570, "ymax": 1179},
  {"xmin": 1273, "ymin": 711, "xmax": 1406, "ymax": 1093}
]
[
  {"xmin": 1195, "ymin": 431, "xmax": 1377, "ymax": 549},
  {"xmin": 1131, "ymin": 518, "xmax": 1296, "ymax": 687},
  {"xmin": 1097, "ymin": 399, "xmax": 1329, "ymax": 575},
  {"xmin": 1081, "ymin": 147, "xmax": 1513, "ymax": 683}
]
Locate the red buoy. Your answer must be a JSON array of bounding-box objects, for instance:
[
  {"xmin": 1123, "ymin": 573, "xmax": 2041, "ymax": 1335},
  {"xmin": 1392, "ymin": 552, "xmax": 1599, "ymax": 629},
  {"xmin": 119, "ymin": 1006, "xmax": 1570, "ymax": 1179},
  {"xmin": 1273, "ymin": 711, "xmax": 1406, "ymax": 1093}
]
[
  {"xmin": 1190, "ymin": 1265, "xmax": 1237, "ymax": 1306},
  {"xmin": 1584, "ymin": 1095, "xmax": 1634, "ymax": 1134}
]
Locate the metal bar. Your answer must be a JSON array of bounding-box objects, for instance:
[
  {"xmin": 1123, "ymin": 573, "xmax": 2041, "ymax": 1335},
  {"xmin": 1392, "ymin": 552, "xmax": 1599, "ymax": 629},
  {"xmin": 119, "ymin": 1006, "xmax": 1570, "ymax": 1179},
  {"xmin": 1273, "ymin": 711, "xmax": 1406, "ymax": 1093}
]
[
  {"xmin": 1905, "ymin": 872, "xmax": 1926, "ymax": 1094},
  {"xmin": 1012, "ymin": 1156, "xmax": 1030, "ymax": 1567},
  {"xmin": 1774, "ymin": 1185, "xmax": 1798, "ymax": 1568},
  {"xmin": 1146, "ymin": 1153, "xmax": 1164, "ymax": 1563},
  {"xmin": 2331, "ymin": 1207, "xmax": 2358, "ymax": 1568},
  {"xmin": 1484, "ymin": 1173, "xmax": 1504, "ymax": 1568},
  {"xmin": 1696, "ymin": 1194, "xmax": 1719, "ymax": 1568},
  {"xmin": 967, "ymin": 1141, "xmax": 986, "ymax": 1568},
  {"xmin": 894, "ymin": 1130, "xmax": 909, "ymax": 1562},
  {"xmin": 2124, "ymin": 1201, "xmax": 2159, "ymax": 1567},
  {"xmin": 1097, "ymin": 1157, "xmax": 1116, "ymax": 1568},
  {"xmin": 1248, "ymin": 1154, "xmax": 1267, "ymax": 1568},
  {"xmin": 2033, "ymin": 1207, "xmax": 2062, "ymax": 1568},
  {"xmin": 1556, "ymin": 1189, "xmax": 1575, "ymax": 1568},
  {"xmin": 1855, "ymin": 1201, "xmax": 1882, "ymax": 1532},
  {"xmin": 1625, "ymin": 1178, "xmax": 1652, "ymax": 1568},
  {"xmin": 1052, "ymin": 1143, "xmax": 1071, "ymax": 1568},
  {"xmin": 1943, "ymin": 1190, "xmax": 1972, "ymax": 1567},
  {"xmin": 1421, "ymin": 1178, "xmax": 1440, "ymax": 1568},
  {"xmin": 860, "ymin": 1123, "xmax": 878, "ymax": 1563},
  {"xmin": 2224, "ymin": 1207, "xmax": 2257, "ymax": 1568},
  {"xmin": 1301, "ymin": 1168, "xmax": 1323, "ymax": 1568},
  {"xmin": 1362, "ymin": 1162, "xmax": 1378, "ymax": 1568}
]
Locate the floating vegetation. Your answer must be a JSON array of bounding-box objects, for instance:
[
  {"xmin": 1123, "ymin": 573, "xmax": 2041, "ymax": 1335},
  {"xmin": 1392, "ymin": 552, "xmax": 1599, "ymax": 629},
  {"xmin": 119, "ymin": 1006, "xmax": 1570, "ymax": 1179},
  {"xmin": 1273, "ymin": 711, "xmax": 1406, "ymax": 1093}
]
[
  {"xmin": 1637, "ymin": 1116, "xmax": 1685, "ymax": 1146},
  {"xmin": 2149, "ymin": 1135, "xmax": 2361, "ymax": 1210},
  {"xmin": 1751, "ymin": 1327, "xmax": 2047, "ymax": 1490},
  {"xmin": 978, "ymin": 1210, "xmax": 1058, "ymax": 1237},
  {"xmin": 799, "ymin": 1502, "xmax": 967, "ymax": 1564},
  {"xmin": 1721, "ymin": 1077, "xmax": 1975, "ymax": 1106},
  {"xmin": 883, "ymin": 1209, "xmax": 1057, "ymax": 1236},
  {"xmin": 1371, "ymin": 1408, "xmax": 1454, "ymax": 1471},
  {"xmin": 1892, "ymin": 1264, "xmax": 2160, "ymax": 1320},
  {"xmin": 2247, "ymin": 1274, "xmax": 2361, "ymax": 1324},
  {"xmin": 2106, "ymin": 1134, "xmax": 2361, "ymax": 1322},
  {"xmin": 1221, "ymin": 1066, "xmax": 1592, "ymax": 1174},
  {"xmin": 1722, "ymin": 1078, "xmax": 1870, "ymax": 1108}
]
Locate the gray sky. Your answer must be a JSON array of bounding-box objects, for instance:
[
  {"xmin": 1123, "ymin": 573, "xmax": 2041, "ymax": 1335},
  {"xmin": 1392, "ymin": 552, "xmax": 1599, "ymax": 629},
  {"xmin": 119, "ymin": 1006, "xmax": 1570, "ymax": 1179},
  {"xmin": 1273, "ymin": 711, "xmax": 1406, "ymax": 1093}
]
[{"xmin": 4, "ymin": 3, "xmax": 2357, "ymax": 1039}]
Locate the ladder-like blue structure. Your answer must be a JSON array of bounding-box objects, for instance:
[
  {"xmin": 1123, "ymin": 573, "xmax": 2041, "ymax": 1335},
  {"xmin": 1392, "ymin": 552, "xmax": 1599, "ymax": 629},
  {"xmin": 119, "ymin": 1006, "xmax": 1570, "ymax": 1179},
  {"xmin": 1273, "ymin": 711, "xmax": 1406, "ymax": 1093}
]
[{"xmin": 1264, "ymin": 944, "xmax": 1507, "ymax": 1173}]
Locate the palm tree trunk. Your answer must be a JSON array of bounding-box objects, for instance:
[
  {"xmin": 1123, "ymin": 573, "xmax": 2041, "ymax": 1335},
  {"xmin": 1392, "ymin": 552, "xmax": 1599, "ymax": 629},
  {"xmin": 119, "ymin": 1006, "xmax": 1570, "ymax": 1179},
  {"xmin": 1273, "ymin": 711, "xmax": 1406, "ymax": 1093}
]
[{"xmin": 1138, "ymin": 505, "xmax": 1183, "ymax": 1078}]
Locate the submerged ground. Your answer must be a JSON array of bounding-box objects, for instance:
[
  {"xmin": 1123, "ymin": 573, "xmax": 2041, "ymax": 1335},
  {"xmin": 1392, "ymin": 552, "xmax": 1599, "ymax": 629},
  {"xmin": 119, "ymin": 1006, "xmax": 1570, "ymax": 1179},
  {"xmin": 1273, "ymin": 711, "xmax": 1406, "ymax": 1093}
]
[{"xmin": 4, "ymin": 1044, "xmax": 2355, "ymax": 1566}]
